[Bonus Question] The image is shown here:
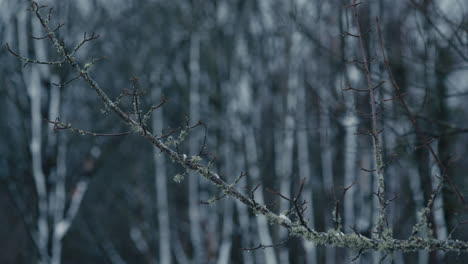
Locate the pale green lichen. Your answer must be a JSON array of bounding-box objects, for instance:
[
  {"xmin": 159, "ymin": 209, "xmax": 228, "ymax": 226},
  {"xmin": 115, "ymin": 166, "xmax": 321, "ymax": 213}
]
[
  {"xmin": 206, "ymin": 197, "xmax": 219, "ymax": 206},
  {"xmin": 382, "ymin": 228, "xmax": 393, "ymax": 239},
  {"xmin": 189, "ymin": 156, "xmax": 202, "ymax": 163},
  {"xmin": 278, "ymin": 214, "xmax": 292, "ymax": 225},
  {"xmin": 173, "ymin": 173, "xmax": 185, "ymax": 183},
  {"xmin": 178, "ymin": 129, "xmax": 188, "ymax": 142},
  {"xmin": 197, "ymin": 166, "xmax": 210, "ymax": 177},
  {"xmin": 130, "ymin": 124, "xmax": 143, "ymax": 134},
  {"xmin": 332, "ymin": 207, "xmax": 342, "ymax": 231},
  {"xmin": 165, "ymin": 136, "xmax": 175, "ymax": 146}
]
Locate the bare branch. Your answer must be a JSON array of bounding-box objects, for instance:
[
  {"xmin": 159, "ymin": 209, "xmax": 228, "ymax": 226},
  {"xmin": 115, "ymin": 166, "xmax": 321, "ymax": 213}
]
[
  {"xmin": 5, "ymin": 43, "xmax": 65, "ymax": 67},
  {"xmin": 376, "ymin": 16, "xmax": 466, "ymax": 206},
  {"xmin": 243, "ymin": 239, "xmax": 288, "ymax": 251},
  {"xmin": 72, "ymin": 32, "xmax": 100, "ymax": 56},
  {"xmin": 52, "ymin": 74, "xmax": 80, "ymax": 87},
  {"xmin": 46, "ymin": 118, "xmax": 131, "ymax": 137},
  {"xmin": 351, "ymin": 1, "xmax": 387, "ymax": 236}
]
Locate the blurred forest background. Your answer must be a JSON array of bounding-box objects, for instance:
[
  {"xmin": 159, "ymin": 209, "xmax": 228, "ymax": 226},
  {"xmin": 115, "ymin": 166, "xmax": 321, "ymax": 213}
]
[{"xmin": 1, "ymin": 0, "xmax": 468, "ymax": 263}]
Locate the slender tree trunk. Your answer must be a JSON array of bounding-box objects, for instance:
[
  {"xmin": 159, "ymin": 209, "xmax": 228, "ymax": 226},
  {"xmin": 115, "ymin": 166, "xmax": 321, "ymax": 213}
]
[
  {"xmin": 216, "ymin": 135, "xmax": 234, "ymax": 264},
  {"xmin": 235, "ymin": 187, "xmax": 254, "ymax": 264},
  {"xmin": 18, "ymin": 11, "xmax": 49, "ymax": 263},
  {"xmin": 29, "ymin": 66, "xmax": 49, "ymax": 264},
  {"xmin": 151, "ymin": 73, "xmax": 171, "ymax": 264},
  {"xmin": 277, "ymin": 28, "xmax": 302, "ymax": 264},
  {"xmin": 274, "ymin": 122, "xmax": 293, "ymax": 263},
  {"xmin": 17, "ymin": 10, "xmax": 88, "ymax": 264},
  {"xmin": 245, "ymin": 126, "xmax": 278, "ymax": 264},
  {"xmin": 50, "ymin": 136, "xmax": 66, "ymax": 264},
  {"xmin": 216, "ymin": 44, "xmax": 246, "ymax": 263},
  {"xmin": 296, "ymin": 69, "xmax": 317, "ymax": 264},
  {"xmin": 340, "ymin": 2, "xmax": 358, "ymax": 236},
  {"xmin": 228, "ymin": 33, "xmax": 255, "ymax": 264},
  {"xmin": 343, "ymin": 111, "xmax": 358, "ymax": 234},
  {"xmin": 318, "ymin": 76, "xmax": 336, "ymax": 264},
  {"xmin": 188, "ymin": 32, "xmax": 204, "ymax": 264}
]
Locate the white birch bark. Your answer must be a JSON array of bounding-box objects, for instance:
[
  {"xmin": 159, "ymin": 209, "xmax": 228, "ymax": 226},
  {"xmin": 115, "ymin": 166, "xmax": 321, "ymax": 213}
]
[
  {"xmin": 216, "ymin": 136, "xmax": 234, "ymax": 264},
  {"xmin": 230, "ymin": 34, "xmax": 255, "ymax": 264},
  {"xmin": 16, "ymin": 11, "xmax": 89, "ymax": 264},
  {"xmin": 296, "ymin": 67, "xmax": 317, "ymax": 264},
  {"xmin": 318, "ymin": 72, "xmax": 336, "ymax": 264},
  {"xmin": 216, "ymin": 49, "xmax": 243, "ymax": 263},
  {"xmin": 17, "ymin": 11, "xmax": 49, "ymax": 263},
  {"xmin": 244, "ymin": 126, "xmax": 277, "ymax": 264},
  {"xmin": 276, "ymin": 30, "xmax": 302, "ymax": 264},
  {"xmin": 151, "ymin": 72, "xmax": 171, "ymax": 264},
  {"xmin": 318, "ymin": 82, "xmax": 334, "ymax": 195},
  {"xmin": 29, "ymin": 64, "xmax": 50, "ymax": 264},
  {"xmin": 188, "ymin": 32, "xmax": 204, "ymax": 263},
  {"xmin": 339, "ymin": 0, "xmax": 358, "ymax": 239},
  {"xmin": 45, "ymin": 37, "xmax": 65, "ymax": 264},
  {"xmin": 234, "ymin": 130, "xmax": 254, "ymax": 264},
  {"xmin": 50, "ymin": 115, "xmax": 66, "ymax": 264},
  {"xmin": 342, "ymin": 111, "xmax": 358, "ymax": 234},
  {"xmin": 254, "ymin": 3, "xmax": 283, "ymax": 262}
]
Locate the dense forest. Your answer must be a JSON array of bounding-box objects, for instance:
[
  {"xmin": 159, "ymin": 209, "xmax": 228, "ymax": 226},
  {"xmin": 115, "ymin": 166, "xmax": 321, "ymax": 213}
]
[{"xmin": 1, "ymin": 0, "xmax": 468, "ymax": 263}]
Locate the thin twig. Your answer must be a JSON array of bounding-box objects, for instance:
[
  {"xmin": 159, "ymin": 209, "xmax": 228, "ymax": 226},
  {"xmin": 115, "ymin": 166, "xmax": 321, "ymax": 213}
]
[
  {"xmin": 351, "ymin": 0, "xmax": 387, "ymax": 236},
  {"xmin": 5, "ymin": 43, "xmax": 65, "ymax": 67},
  {"xmin": 376, "ymin": 17, "xmax": 465, "ymax": 206},
  {"xmin": 46, "ymin": 118, "xmax": 131, "ymax": 137}
]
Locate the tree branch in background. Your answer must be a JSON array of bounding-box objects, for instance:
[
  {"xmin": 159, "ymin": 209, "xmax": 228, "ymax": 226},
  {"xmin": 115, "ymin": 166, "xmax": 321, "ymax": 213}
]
[{"xmin": 376, "ymin": 17, "xmax": 465, "ymax": 207}]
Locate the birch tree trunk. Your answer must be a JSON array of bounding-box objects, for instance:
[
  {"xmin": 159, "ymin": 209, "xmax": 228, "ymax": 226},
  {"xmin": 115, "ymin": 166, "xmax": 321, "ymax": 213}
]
[
  {"xmin": 216, "ymin": 130, "xmax": 234, "ymax": 264},
  {"xmin": 296, "ymin": 64, "xmax": 317, "ymax": 264},
  {"xmin": 318, "ymin": 71, "xmax": 336, "ymax": 264},
  {"xmin": 229, "ymin": 34, "xmax": 255, "ymax": 264},
  {"xmin": 29, "ymin": 64, "xmax": 49, "ymax": 264},
  {"xmin": 276, "ymin": 28, "xmax": 302, "ymax": 264},
  {"xmin": 16, "ymin": 9, "xmax": 89, "ymax": 264},
  {"xmin": 216, "ymin": 33, "xmax": 248, "ymax": 263},
  {"xmin": 340, "ymin": 4, "xmax": 358, "ymax": 236},
  {"xmin": 244, "ymin": 125, "xmax": 277, "ymax": 264},
  {"xmin": 151, "ymin": 72, "xmax": 171, "ymax": 264},
  {"xmin": 188, "ymin": 32, "xmax": 205, "ymax": 263},
  {"xmin": 17, "ymin": 11, "xmax": 49, "ymax": 263},
  {"xmin": 342, "ymin": 110, "xmax": 358, "ymax": 234}
]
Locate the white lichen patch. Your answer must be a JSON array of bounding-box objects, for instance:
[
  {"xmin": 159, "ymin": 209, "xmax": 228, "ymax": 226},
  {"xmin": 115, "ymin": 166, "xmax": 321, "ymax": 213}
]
[{"xmin": 173, "ymin": 173, "xmax": 184, "ymax": 183}]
